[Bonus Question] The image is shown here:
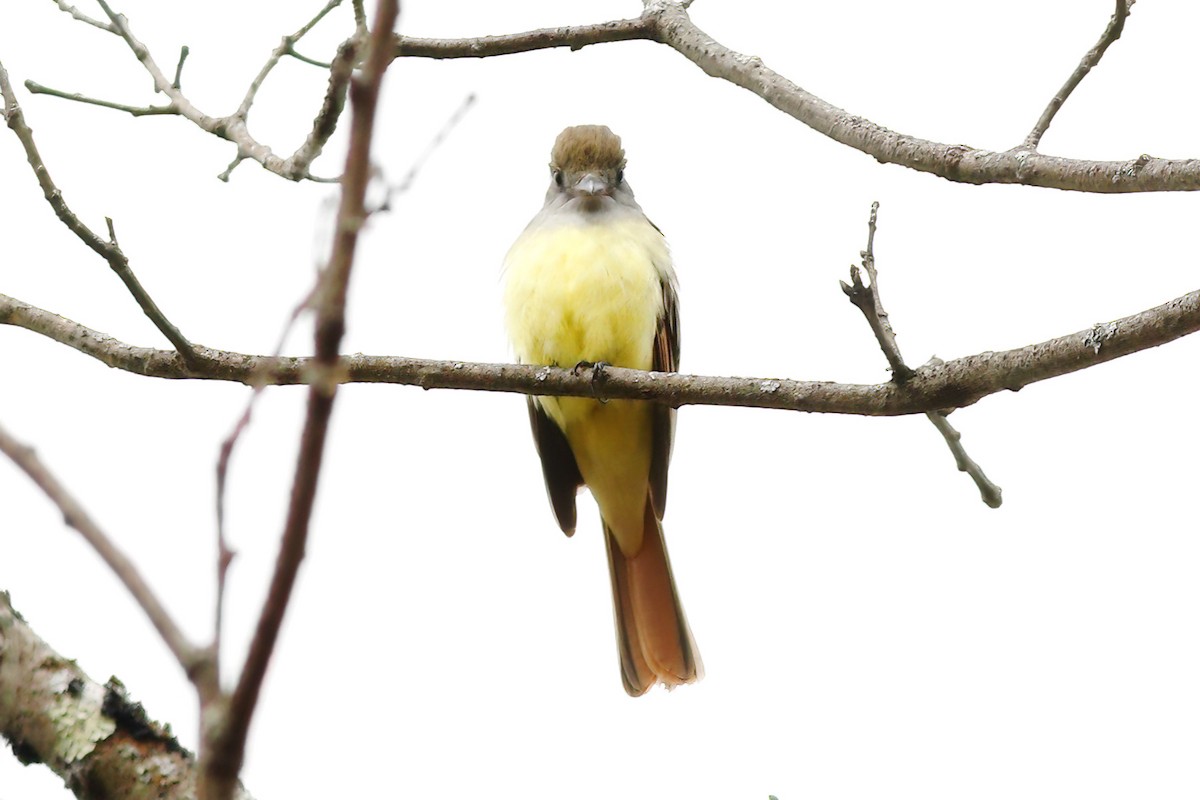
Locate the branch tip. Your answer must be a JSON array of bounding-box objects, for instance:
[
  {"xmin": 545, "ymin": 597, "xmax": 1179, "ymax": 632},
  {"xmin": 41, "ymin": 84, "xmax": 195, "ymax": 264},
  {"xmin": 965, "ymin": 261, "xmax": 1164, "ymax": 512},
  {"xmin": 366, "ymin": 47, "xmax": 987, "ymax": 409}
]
[
  {"xmin": 841, "ymin": 203, "xmax": 1001, "ymax": 506},
  {"xmin": 1021, "ymin": 0, "xmax": 1134, "ymax": 150}
]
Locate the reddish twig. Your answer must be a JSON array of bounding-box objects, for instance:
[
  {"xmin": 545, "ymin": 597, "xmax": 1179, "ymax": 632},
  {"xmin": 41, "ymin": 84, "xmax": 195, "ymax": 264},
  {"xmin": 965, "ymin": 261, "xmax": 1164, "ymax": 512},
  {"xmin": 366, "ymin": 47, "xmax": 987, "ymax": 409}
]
[{"xmin": 200, "ymin": 2, "xmax": 399, "ymax": 797}]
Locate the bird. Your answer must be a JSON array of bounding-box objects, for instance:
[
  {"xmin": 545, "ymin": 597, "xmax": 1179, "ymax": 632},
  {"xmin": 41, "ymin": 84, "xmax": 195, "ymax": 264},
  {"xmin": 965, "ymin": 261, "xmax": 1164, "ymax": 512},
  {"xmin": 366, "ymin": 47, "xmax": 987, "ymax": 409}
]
[{"xmin": 502, "ymin": 125, "xmax": 701, "ymax": 696}]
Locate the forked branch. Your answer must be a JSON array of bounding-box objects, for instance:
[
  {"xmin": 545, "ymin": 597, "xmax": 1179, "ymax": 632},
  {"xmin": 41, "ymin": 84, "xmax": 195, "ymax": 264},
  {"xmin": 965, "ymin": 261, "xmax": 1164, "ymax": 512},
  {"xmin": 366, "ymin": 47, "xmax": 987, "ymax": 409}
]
[
  {"xmin": 1, "ymin": 61, "xmax": 199, "ymax": 366},
  {"xmin": 841, "ymin": 203, "xmax": 1003, "ymax": 508}
]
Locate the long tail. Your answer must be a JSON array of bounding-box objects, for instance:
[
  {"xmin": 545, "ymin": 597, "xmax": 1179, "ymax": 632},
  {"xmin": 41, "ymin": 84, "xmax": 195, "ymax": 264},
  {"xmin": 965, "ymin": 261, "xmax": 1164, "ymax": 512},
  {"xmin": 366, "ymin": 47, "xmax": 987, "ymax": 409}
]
[{"xmin": 603, "ymin": 498, "xmax": 702, "ymax": 696}]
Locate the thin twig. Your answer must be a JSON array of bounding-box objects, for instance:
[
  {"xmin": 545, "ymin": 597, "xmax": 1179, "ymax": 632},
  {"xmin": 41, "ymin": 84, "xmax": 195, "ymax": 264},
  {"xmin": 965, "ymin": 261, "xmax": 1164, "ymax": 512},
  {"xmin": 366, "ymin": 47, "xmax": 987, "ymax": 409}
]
[
  {"xmin": 172, "ymin": 45, "xmax": 190, "ymax": 90},
  {"xmin": 212, "ymin": 284, "xmax": 319, "ymax": 683},
  {"xmin": 923, "ymin": 361, "xmax": 1003, "ymax": 508},
  {"xmin": 0, "ymin": 61, "xmax": 200, "ymax": 365},
  {"xmin": 387, "ymin": 92, "xmax": 476, "ymax": 201},
  {"xmin": 201, "ymin": 3, "xmax": 399, "ymax": 797},
  {"xmin": 841, "ymin": 203, "xmax": 1003, "ymax": 507},
  {"xmin": 23, "ymin": 80, "xmax": 176, "ymax": 115},
  {"xmin": 38, "ymin": 0, "xmax": 352, "ymax": 182},
  {"xmin": 393, "ymin": 16, "xmax": 657, "ymax": 59},
  {"xmin": 0, "ymin": 422, "xmax": 206, "ymax": 679},
  {"xmin": 2, "ymin": 288, "xmax": 1197, "ymax": 418},
  {"xmin": 235, "ymin": 0, "xmax": 343, "ymax": 119},
  {"xmin": 1021, "ymin": 0, "xmax": 1134, "ymax": 150},
  {"xmin": 285, "ymin": 46, "xmax": 332, "ymax": 69},
  {"xmin": 841, "ymin": 203, "xmax": 912, "ymax": 382},
  {"xmin": 351, "ymin": 0, "xmax": 367, "ymax": 36},
  {"xmin": 51, "ymin": 0, "xmax": 113, "ymax": 31}
]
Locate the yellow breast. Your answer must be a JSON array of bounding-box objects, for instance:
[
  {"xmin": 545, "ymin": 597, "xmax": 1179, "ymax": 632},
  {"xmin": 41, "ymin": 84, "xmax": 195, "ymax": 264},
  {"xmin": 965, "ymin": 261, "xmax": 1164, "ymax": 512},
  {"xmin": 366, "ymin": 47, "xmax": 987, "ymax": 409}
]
[{"xmin": 503, "ymin": 216, "xmax": 670, "ymax": 374}]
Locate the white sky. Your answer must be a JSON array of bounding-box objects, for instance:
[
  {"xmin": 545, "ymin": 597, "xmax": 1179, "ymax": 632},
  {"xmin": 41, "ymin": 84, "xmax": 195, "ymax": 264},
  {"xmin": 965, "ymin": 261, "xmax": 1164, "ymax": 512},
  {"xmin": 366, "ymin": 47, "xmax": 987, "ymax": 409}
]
[{"xmin": 2, "ymin": 1, "xmax": 1199, "ymax": 798}]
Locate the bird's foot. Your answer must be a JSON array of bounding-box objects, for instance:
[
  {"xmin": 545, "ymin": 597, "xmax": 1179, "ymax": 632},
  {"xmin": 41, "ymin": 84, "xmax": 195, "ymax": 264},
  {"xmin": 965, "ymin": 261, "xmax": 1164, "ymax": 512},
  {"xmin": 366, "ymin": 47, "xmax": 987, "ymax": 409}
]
[{"xmin": 572, "ymin": 360, "xmax": 610, "ymax": 402}]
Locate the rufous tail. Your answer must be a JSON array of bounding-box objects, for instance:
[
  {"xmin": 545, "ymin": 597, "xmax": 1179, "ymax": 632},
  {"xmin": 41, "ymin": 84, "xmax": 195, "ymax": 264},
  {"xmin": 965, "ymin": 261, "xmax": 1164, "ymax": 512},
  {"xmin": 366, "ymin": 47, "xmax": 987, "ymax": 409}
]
[{"xmin": 603, "ymin": 499, "xmax": 702, "ymax": 696}]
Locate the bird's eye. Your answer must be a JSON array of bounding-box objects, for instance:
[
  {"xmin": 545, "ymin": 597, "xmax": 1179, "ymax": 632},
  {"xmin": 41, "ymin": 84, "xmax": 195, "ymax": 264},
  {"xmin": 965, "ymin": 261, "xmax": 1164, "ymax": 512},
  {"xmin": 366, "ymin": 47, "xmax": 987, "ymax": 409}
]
[
  {"xmin": 553, "ymin": 169, "xmax": 564, "ymax": 187},
  {"xmin": 616, "ymin": 169, "xmax": 625, "ymax": 184}
]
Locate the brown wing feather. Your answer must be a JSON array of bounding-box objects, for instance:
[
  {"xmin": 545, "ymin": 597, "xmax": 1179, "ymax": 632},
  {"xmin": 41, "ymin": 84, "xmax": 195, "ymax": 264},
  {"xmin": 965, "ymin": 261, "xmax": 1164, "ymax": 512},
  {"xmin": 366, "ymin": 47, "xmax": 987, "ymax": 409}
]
[
  {"xmin": 526, "ymin": 397, "xmax": 583, "ymax": 535},
  {"xmin": 648, "ymin": 275, "xmax": 679, "ymax": 520}
]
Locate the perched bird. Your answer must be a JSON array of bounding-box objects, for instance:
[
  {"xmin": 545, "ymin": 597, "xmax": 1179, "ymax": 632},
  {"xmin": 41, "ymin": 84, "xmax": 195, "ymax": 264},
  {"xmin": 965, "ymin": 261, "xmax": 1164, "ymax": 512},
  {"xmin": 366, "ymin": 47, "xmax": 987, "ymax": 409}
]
[{"xmin": 503, "ymin": 125, "xmax": 701, "ymax": 696}]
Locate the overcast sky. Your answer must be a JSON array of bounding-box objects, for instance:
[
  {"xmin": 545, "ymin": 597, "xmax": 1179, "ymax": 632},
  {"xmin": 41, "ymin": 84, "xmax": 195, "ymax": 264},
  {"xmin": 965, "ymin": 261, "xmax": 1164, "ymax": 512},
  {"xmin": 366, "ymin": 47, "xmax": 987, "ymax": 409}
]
[{"xmin": 3, "ymin": 2, "xmax": 1199, "ymax": 798}]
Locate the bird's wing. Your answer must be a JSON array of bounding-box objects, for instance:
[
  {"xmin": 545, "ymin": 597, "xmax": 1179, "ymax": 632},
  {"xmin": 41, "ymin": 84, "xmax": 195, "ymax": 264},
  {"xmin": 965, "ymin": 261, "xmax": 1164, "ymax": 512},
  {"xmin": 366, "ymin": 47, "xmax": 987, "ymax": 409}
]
[
  {"xmin": 648, "ymin": 275, "xmax": 679, "ymax": 520},
  {"xmin": 527, "ymin": 396, "xmax": 584, "ymax": 535}
]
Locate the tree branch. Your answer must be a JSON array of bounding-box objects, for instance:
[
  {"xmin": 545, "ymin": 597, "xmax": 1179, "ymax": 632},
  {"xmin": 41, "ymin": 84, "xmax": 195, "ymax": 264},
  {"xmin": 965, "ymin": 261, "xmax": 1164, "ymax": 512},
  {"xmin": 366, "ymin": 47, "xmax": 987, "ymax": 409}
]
[
  {"xmin": 21, "ymin": 79, "xmax": 175, "ymax": 116},
  {"xmin": 0, "ymin": 592, "xmax": 249, "ymax": 800},
  {"xmin": 34, "ymin": 1, "xmax": 1197, "ymax": 191},
  {"xmin": 391, "ymin": 1, "xmax": 1198, "ymax": 193},
  {"xmin": 0, "ymin": 423, "xmax": 206, "ymax": 682},
  {"xmin": 3, "ymin": 287, "xmax": 1197, "ymax": 417},
  {"xmin": 50, "ymin": 0, "xmax": 112, "ymax": 32},
  {"xmin": 1022, "ymin": 0, "xmax": 1134, "ymax": 150},
  {"xmin": 841, "ymin": 203, "xmax": 1002, "ymax": 508},
  {"xmin": 392, "ymin": 15, "xmax": 657, "ymax": 58},
  {"xmin": 30, "ymin": 0, "xmax": 353, "ymax": 182},
  {"xmin": 234, "ymin": 0, "xmax": 343, "ymax": 120},
  {"xmin": 1, "ymin": 60, "xmax": 201, "ymax": 366},
  {"xmin": 201, "ymin": 2, "xmax": 398, "ymax": 797}
]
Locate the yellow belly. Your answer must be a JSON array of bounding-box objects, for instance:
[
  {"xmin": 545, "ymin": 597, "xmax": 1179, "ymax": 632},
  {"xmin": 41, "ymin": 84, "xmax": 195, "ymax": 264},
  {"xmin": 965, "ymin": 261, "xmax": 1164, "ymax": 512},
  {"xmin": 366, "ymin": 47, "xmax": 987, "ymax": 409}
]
[{"xmin": 503, "ymin": 215, "xmax": 670, "ymax": 548}]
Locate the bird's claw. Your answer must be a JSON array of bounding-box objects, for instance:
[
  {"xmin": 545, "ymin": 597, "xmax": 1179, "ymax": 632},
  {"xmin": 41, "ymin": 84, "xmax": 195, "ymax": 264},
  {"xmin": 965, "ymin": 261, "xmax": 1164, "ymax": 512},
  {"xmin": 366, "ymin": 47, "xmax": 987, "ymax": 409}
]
[{"xmin": 572, "ymin": 360, "xmax": 610, "ymax": 402}]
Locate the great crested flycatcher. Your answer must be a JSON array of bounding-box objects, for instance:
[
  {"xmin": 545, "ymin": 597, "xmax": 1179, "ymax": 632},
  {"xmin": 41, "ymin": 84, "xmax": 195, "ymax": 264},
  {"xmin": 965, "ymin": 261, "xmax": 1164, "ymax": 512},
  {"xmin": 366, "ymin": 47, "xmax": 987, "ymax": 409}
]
[{"xmin": 503, "ymin": 125, "xmax": 701, "ymax": 696}]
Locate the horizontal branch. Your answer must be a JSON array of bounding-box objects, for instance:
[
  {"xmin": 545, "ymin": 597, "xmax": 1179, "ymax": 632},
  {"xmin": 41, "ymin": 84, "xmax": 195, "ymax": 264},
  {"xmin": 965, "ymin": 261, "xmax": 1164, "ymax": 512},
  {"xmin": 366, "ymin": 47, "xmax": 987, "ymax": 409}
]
[
  {"xmin": 392, "ymin": 2, "xmax": 1200, "ymax": 193},
  {"xmin": 393, "ymin": 15, "xmax": 656, "ymax": 58},
  {"xmin": 3, "ymin": 288, "xmax": 1198, "ymax": 416}
]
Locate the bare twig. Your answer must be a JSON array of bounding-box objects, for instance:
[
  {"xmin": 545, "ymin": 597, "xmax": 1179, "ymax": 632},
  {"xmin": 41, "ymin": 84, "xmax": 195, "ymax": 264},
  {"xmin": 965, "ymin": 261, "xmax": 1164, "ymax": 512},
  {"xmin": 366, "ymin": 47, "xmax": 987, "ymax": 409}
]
[
  {"xmin": 392, "ymin": 3, "xmax": 1199, "ymax": 193},
  {"xmin": 172, "ymin": 45, "xmax": 190, "ymax": 90},
  {"xmin": 3, "ymin": 288, "xmax": 1198, "ymax": 418},
  {"xmin": 351, "ymin": 0, "xmax": 367, "ymax": 36},
  {"xmin": 285, "ymin": 47, "xmax": 332, "ymax": 69},
  {"xmin": 387, "ymin": 92, "xmax": 476, "ymax": 201},
  {"xmin": 841, "ymin": 203, "xmax": 1002, "ymax": 507},
  {"xmin": 1, "ymin": 61, "xmax": 200, "ymax": 365},
  {"xmin": 212, "ymin": 285, "xmax": 319, "ymax": 684},
  {"xmin": 1022, "ymin": 0, "xmax": 1134, "ymax": 150},
  {"xmin": 201, "ymin": 3, "xmax": 399, "ymax": 797},
  {"xmin": 35, "ymin": 0, "xmax": 352, "ymax": 182},
  {"xmin": 393, "ymin": 15, "xmax": 657, "ymax": 59},
  {"xmin": 840, "ymin": 203, "xmax": 912, "ymax": 382},
  {"xmin": 923, "ymin": 362, "xmax": 1003, "ymax": 508},
  {"xmin": 51, "ymin": 0, "xmax": 113, "ymax": 31},
  {"xmin": 23, "ymin": 79, "xmax": 175, "ymax": 115},
  {"xmin": 235, "ymin": 0, "xmax": 343, "ymax": 120},
  {"xmin": 0, "ymin": 424, "xmax": 207, "ymax": 679}
]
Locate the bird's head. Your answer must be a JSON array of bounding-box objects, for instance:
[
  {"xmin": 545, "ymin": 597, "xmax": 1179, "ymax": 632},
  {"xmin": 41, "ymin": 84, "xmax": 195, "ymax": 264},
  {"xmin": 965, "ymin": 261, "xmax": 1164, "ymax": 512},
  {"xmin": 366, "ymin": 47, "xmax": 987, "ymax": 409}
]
[{"xmin": 548, "ymin": 125, "xmax": 629, "ymax": 212}]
